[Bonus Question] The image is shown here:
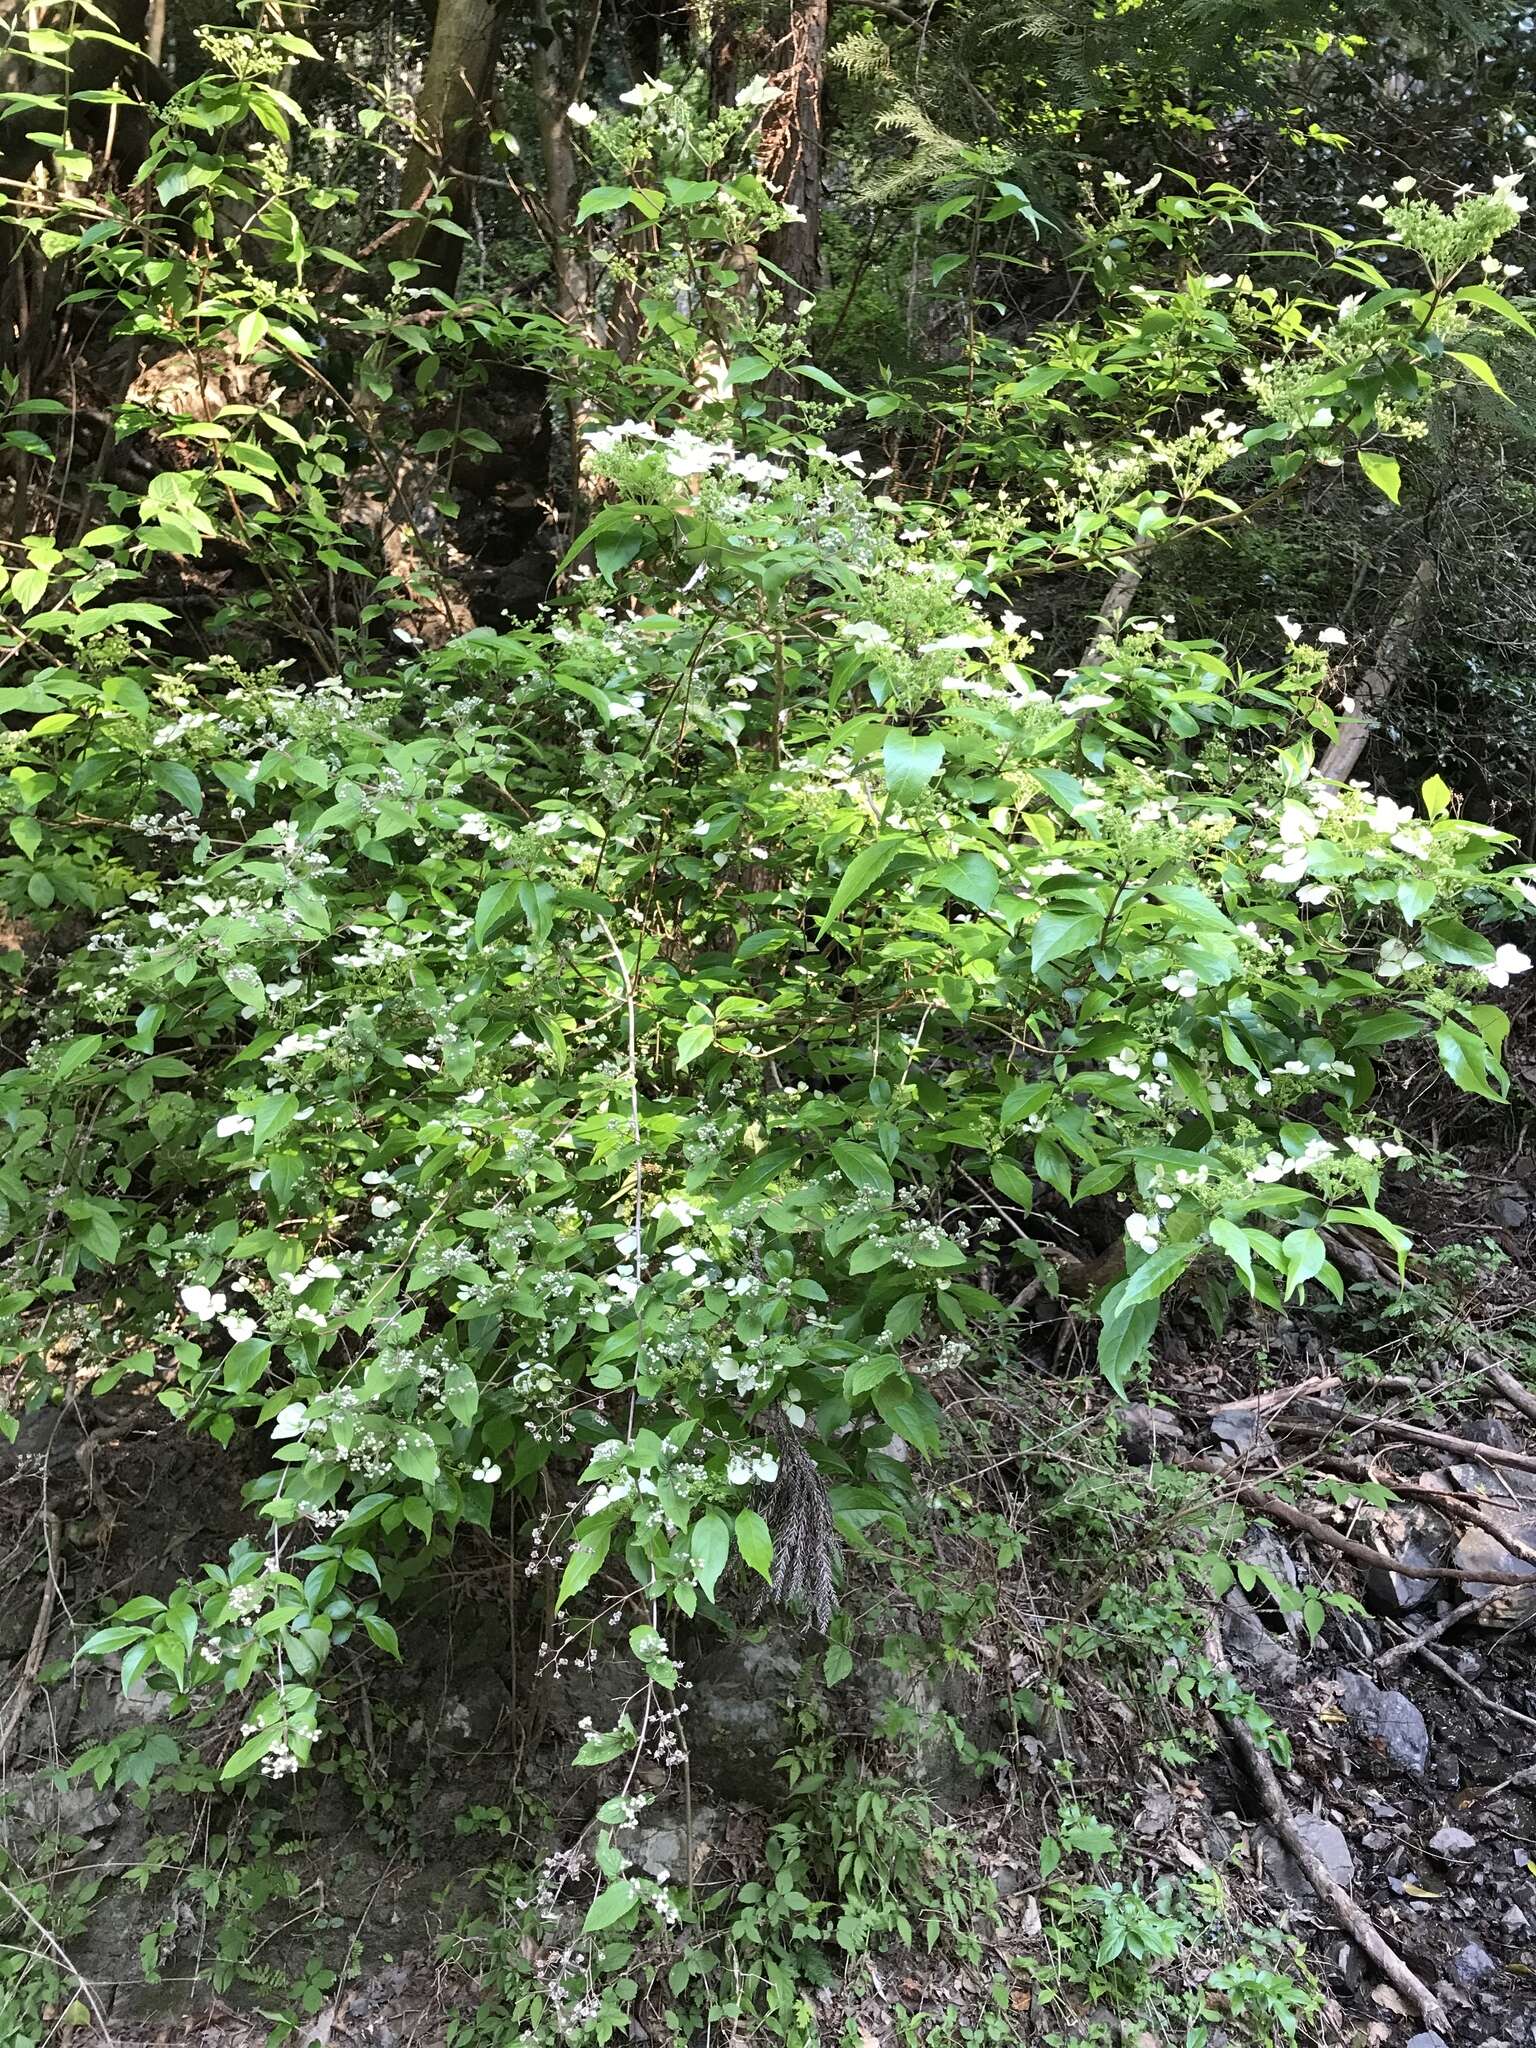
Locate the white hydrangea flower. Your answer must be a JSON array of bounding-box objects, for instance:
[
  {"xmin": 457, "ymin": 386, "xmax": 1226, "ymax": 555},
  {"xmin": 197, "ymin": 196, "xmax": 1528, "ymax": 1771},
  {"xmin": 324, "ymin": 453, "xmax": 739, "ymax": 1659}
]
[
  {"xmin": 1480, "ymin": 943, "xmax": 1532, "ymax": 987},
  {"xmin": 180, "ymin": 1283, "xmax": 226, "ymax": 1322}
]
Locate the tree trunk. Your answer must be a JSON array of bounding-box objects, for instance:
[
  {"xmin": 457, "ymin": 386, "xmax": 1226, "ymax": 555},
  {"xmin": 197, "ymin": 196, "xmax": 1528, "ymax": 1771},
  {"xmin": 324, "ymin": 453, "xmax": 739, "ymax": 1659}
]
[
  {"xmin": 758, "ymin": 0, "xmax": 828, "ymax": 300},
  {"xmin": 398, "ymin": 0, "xmax": 503, "ymax": 293},
  {"xmin": 529, "ymin": 0, "xmax": 602, "ymax": 332},
  {"xmin": 1316, "ymin": 555, "xmax": 1436, "ymax": 785}
]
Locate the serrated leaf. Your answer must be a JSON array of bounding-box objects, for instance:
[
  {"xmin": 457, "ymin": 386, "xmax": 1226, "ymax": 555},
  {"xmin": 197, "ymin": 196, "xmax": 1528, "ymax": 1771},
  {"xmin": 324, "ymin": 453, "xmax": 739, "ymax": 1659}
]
[
  {"xmin": 831, "ymin": 1138, "xmax": 893, "ymax": 1198},
  {"xmin": 691, "ymin": 1513, "xmax": 730, "ymax": 1600},
  {"xmin": 883, "ymin": 730, "xmax": 944, "ymax": 809},
  {"xmin": 735, "ymin": 1508, "xmax": 773, "ymax": 1582},
  {"xmin": 820, "ymin": 834, "xmax": 905, "ymax": 930},
  {"xmin": 582, "ymin": 1879, "xmax": 638, "ymax": 1932}
]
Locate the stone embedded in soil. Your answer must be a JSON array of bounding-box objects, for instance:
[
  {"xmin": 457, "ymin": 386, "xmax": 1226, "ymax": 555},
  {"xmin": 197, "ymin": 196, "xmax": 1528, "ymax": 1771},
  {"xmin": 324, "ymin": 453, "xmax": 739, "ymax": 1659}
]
[
  {"xmin": 1428, "ymin": 1824, "xmax": 1478, "ymax": 1858},
  {"xmin": 1449, "ymin": 1939, "xmax": 1500, "ymax": 1987},
  {"xmin": 1222, "ymin": 1593, "xmax": 1303, "ymax": 1685},
  {"xmin": 1335, "ymin": 1668, "xmax": 1430, "ymax": 1776},
  {"xmin": 1406, "ymin": 2034, "xmax": 1451, "ymax": 2048},
  {"xmin": 1455, "ymin": 1520, "xmax": 1536, "ymax": 1626},
  {"xmin": 1257, "ymin": 1813, "xmax": 1355, "ymax": 1901},
  {"xmin": 1117, "ymin": 1402, "xmax": 1189, "ymax": 1465},
  {"xmin": 1363, "ymin": 1505, "xmax": 1453, "ymax": 1615}
]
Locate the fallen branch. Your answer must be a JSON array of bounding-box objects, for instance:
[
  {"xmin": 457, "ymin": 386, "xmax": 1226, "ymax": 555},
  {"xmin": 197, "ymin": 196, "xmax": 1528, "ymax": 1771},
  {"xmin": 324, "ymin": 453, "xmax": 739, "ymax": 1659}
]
[
  {"xmin": 1375, "ymin": 1588, "xmax": 1509, "ymax": 1675},
  {"xmin": 1484, "ymin": 1362, "xmax": 1536, "ymax": 1429},
  {"xmin": 1415, "ymin": 1641, "xmax": 1536, "ymax": 1736},
  {"xmin": 0, "ymin": 1512, "xmax": 60, "ymax": 1765},
  {"xmin": 1183, "ymin": 1464, "xmax": 1533, "ymax": 1584},
  {"xmin": 1476, "ymin": 1754, "xmax": 1536, "ymax": 1805},
  {"xmin": 1316, "ymin": 555, "xmax": 1436, "ymax": 785},
  {"xmin": 1206, "ymin": 1626, "xmax": 1452, "ymax": 2036},
  {"xmin": 1206, "ymin": 1376, "xmax": 1341, "ymax": 1420},
  {"xmin": 1273, "ymin": 1405, "xmax": 1536, "ymax": 1480}
]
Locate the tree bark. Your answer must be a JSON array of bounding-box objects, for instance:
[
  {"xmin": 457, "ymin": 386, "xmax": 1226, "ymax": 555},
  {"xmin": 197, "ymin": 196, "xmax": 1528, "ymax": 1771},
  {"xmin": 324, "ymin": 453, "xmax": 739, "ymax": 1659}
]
[
  {"xmin": 529, "ymin": 0, "xmax": 602, "ymax": 331},
  {"xmin": 1316, "ymin": 555, "xmax": 1436, "ymax": 785},
  {"xmin": 398, "ymin": 0, "xmax": 503, "ymax": 293},
  {"xmin": 758, "ymin": 0, "xmax": 828, "ymax": 299}
]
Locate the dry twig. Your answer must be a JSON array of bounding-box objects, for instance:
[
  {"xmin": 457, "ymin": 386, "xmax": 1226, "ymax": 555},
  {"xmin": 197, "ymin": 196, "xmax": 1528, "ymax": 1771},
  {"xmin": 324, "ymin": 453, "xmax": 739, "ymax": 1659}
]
[
  {"xmin": 0, "ymin": 1512, "xmax": 61, "ymax": 1764},
  {"xmin": 1206, "ymin": 1627, "xmax": 1452, "ymax": 2036}
]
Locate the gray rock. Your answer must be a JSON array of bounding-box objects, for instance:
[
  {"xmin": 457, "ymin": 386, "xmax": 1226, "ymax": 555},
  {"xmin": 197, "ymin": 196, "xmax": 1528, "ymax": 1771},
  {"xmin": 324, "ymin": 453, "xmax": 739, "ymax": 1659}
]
[
  {"xmin": 1491, "ymin": 1195, "xmax": 1529, "ymax": 1230},
  {"xmin": 1459, "ymin": 1416, "xmax": 1523, "ymax": 1453},
  {"xmin": 1117, "ymin": 1402, "xmax": 1188, "ymax": 1466},
  {"xmin": 1237, "ymin": 1526, "xmax": 1303, "ymax": 1636},
  {"xmin": 1335, "ymin": 1668, "xmax": 1430, "ymax": 1776},
  {"xmin": 618, "ymin": 1805, "xmax": 718, "ymax": 1881},
  {"xmin": 1450, "ymin": 1940, "xmax": 1500, "ymax": 1987},
  {"xmin": 1428, "ymin": 1824, "xmax": 1477, "ymax": 1859},
  {"xmin": 685, "ymin": 1634, "xmax": 803, "ymax": 1805},
  {"xmin": 1363, "ymin": 1505, "xmax": 1453, "ymax": 1616},
  {"xmin": 1211, "ymin": 1406, "xmax": 1274, "ymax": 1457},
  {"xmin": 1456, "ymin": 1520, "xmax": 1536, "ymax": 1626},
  {"xmin": 1222, "ymin": 1594, "xmax": 1303, "ymax": 1686},
  {"xmin": 1257, "ymin": 1813, "xmax": 1355, "ymax": 1901},
  {"xmin": 1406, "ymin": 2034, "xmax": 1451, "ymax": 2048},
  {"xmin": 1503, "ymin": 1904, "xmax": 1529, "ymax": 1934}
]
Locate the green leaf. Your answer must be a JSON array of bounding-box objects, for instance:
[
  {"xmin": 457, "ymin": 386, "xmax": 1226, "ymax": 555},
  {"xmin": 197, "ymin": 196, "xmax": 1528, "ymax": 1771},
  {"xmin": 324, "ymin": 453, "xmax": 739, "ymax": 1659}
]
[
  {"xmin": 823, "ymin": 1641, "xmax": 855, "ymax": 1686},
  {"xmin": 1280, "ymin": 1227, "xmax": 1327, "ymax": 1298},
  {"xmin": 676, "ymin": 1022, "xmax": 714, "ymax": 1067},
  {"xmin": 872, "ymin": 1376, "xmax": 943, "ymax": 1458},
  {"xmin": 393, "ymin": 1440, "xmax": 439, "ymax": 1486},
  {"xmin": 1094, "ymin": 1280, "xmax": 1159, "ymax": 1398},
  {"xmin": 990, "ymin": 1156, "xmax": 1034, "ymax": 1208},
  {"xmin": 152, "ymin": 761, "xmax": 203, "ymax": 815},
  {"xmin": 1117, "ymin": 1242, "xmax": 1198, "ymax": 1309},
  {"xmin": 1031, "ymin": 909, "xmax": 1099, "ymax": 973},
  {"xmin": 362, "ymin": 1614, "xmax": 400, "ymax": 1658},
  {"xmin": 1435, "ymin": 1020, "xmax": 1506, "ymax": 1101},
  {"xmin": 820, "ymin": 835, "xmax": 905, "ymax": 930},
  {"xmin": 576, "ymin": 186, "xmax": 639, "ymax": 223},
  {"xmin": 582, "ymin": 1879, "xmax": 638, "ymax": 1933},
  {"xmin": 831, "ymin": 1139, "xmax": 893, "ymax": 1198},
  {"xmin": 1448, "ymin": 349, "xmax": 1507, "ymax": 398},
  {"xmin": 474, "ymin": 879, "xmax": 518, "ymax": 948},
  {"xmin": 557, "ymin": 1520, "xmax": 613, "ymax": 1609},
  {"xmin": 1209, "ymin": 1217, "xmax": 1254, "ymax": 1288},
  {"xmin": 221, "ymin": 965, "xmax": 267, "ymax": 1014},
  {"xmin": 883, "ymin": 730, "xmax": 944, "ymax": 809},
  {"xmin": 691, "ymin": 1512, "xmax": 730, "ymax": 1600},
  {"xmin": 1357, "ymin": 449, "xmax": 1401, "ymax": 504},
  {"xmin": 735, "ymin": 1508, "xmax": 773, "ymax": 1583}
]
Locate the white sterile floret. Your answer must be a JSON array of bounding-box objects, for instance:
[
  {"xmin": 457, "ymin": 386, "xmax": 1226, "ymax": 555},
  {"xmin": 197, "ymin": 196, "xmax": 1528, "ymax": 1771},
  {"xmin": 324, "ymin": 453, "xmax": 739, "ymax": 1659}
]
[
  {"xmin": 1126, "ymin": 1211, "xmax": 1161, "ymax": 1252},
  {"xmin": 735, "ymin": 75, "xmax": 781, "ymax": 109},
  {"xmin": 1376, "ymin": 937, "xmax": 1426, "ymax": 978},
  {"xmin": 181, "ymin": 1283, "xmax": 226, "ymax": 1321},
  {"xmin": 1481, "ymin": 943, "xmax": 1532, "ymax": 987},
  {"xmin": 216, "ymin": 1113, "xmax": 255, "ymax": 1138},
  {"xmin": 472, "ymin": 1460, "xmax": 503, "ymax": 1484}
]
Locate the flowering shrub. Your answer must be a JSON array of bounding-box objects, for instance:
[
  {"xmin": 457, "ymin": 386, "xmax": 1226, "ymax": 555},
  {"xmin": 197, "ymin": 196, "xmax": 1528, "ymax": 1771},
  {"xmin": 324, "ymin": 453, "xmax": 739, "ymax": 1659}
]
[
  {"xmin": 2, "ymin": 422, "xmax": 1532, "ymax": 1795},
  {"xmin": 1, "ymin": 31, "xmax": 1534, "ymax": 1899}
]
